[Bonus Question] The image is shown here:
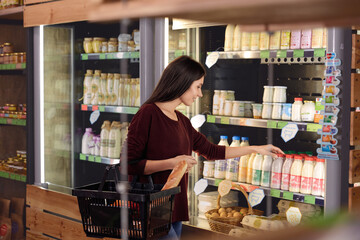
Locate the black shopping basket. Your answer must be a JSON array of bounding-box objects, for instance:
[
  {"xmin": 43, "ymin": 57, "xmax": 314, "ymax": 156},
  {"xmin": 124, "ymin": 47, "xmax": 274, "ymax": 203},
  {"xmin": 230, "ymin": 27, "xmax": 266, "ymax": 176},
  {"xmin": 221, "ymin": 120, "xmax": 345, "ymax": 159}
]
[{"xmin": 72, "ymin": 164, "xmax": 181, "ymax": 239}]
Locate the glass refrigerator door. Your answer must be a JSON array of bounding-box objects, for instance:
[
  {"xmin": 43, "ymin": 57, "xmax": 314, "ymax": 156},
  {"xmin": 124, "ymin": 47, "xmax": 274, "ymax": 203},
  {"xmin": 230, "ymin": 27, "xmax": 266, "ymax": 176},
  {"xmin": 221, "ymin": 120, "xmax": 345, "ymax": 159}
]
[{"xmin": 34, "ymin": 25, "xmax": 74, "ymax": 191}]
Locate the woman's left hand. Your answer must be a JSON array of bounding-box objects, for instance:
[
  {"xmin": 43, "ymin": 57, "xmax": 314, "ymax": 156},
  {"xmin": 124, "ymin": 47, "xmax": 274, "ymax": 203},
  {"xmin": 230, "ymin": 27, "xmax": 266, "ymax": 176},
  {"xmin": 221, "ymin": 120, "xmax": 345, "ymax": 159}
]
[{"xmin": 254, "ymin": 144, "xmax": 284, "ymax": 157}]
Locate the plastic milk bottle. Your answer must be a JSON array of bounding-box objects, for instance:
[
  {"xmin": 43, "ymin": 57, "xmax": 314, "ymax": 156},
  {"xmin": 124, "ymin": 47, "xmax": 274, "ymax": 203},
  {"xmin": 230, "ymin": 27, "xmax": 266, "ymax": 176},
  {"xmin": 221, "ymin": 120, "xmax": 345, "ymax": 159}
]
[
  {"xmin": 261, "ymin": 155, "xmax": 273, "ymax": 187},
  {"xmin": 289, "ymin": 155, "xmax": 303, "ymax": 192},
  {"xmin": 271, "ymin": 154, "xmax": 284, "ymax": 189},
  {"xmin": 281, "ymin": 154, "xmax": 294, "ymax": 191}
]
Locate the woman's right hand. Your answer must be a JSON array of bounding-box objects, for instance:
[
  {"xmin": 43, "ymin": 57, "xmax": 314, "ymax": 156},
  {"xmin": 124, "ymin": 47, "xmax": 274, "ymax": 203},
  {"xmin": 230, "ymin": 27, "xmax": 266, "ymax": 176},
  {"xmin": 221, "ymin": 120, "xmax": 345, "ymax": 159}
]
[{"xmin": 172, "ymin": 155, "xmax": 197, "ymax": 172}]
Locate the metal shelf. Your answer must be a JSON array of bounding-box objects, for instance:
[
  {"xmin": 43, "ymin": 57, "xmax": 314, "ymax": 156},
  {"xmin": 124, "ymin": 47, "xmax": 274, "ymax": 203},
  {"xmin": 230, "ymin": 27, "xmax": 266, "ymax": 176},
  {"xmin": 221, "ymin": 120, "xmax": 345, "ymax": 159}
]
[
  {"xmin": 0, "ymin": 117, "xmax": 26, "ymax": 126},
  {"xmin": 80, "ymin": 104, "xmax": 139, "ymax": 114},
  {"xmin": 205, "ymin": 177, "xmax": 324, "ymax": 206},
  {"xmin": 206, "ymin": 115, "xmax": 321, "ymax": 132},
  {"xmin": 207, "ymin": 49, "xmax": 326, "ymax": 64},
  {"xmin": 80, "ymin": 51, "xmax": 140, "ymax": 61},
  {"xmin": 79, "ymin": 153, "xmax": 120, "ymax": 165}
]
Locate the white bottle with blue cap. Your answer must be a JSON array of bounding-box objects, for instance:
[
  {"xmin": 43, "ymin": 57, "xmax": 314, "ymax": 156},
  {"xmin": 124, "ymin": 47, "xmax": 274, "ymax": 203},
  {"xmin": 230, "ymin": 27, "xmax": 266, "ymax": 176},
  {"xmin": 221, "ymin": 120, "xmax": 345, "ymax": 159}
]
[
  {"xmin": 240, "ymin": 137, "xmax": 250, "ymax": 146},
  {"xmin": 214, "ymin": 136, "xmax": 229, "ymax": 179}
]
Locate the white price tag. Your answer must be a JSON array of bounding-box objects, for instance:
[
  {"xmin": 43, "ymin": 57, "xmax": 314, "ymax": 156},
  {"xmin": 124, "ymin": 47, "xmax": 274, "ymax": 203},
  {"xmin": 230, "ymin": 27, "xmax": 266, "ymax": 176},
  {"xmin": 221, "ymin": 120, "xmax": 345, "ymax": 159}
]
[
  {"xmin": 248, "ymin": 189, "xmax": 265, "ymax": 207},
  {"xmin": 90, "ymin": 110, "xmax": 100, "ymax": 125},
  {"xmin": 205, "ymin": 52, "xmax": 219, "ymax": 68},
  {"xmin": 194, "ymin": 178, "xmax": 208, "ymax": 195},
  {"xmin": 281, "ymin": 123, "xmax": 299, "ymax": 142},
  {"xmin": 286, "ymin": 207, "xmax": 302, "ymax": 226},
  {"xmin": 218, "ymin": 180, "xmax": 232, "ymax": 197}
]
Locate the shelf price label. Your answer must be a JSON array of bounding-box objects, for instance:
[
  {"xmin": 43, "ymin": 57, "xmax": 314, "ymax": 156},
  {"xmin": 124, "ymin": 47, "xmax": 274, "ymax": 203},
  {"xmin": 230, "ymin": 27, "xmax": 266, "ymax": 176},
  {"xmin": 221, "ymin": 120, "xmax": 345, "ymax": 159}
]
[
  {"xmin": 88, "ymin": 155, "xmax": 95, "ymax": 162},
  {"xmin": 79, "ymin": 153, "xmax": 86, "ymax": 160},
  {"xmin": 249, "ymin": 189, "xmax": 265, "ymax": 207},
  {"xmin": 286, "ymin": 207, "xmax": 302, "ymax": 226},
  {"xmin": 99, "ymin": 106, "xmax": 105, "ymax": 112},
  {"xmin": 307, "ymin": 123, "xmax": 322, "ymax": 132},
  {"xmin": 194, "ymin": 179, "xmax": 208, "ymax": 195},
  {"xmin": 270, "ymin": 189, "xmax": 281, "ymax": 198},
  {"xmin": 260, "ymin": 50, "xmax": 270, "ymax": 59},
  {"xmin": 99, "ymin": 53, "xmax": 106, "ymax": 60},
  {"xmin": 277, "ymin": 121, "xmax": 288, "ymax": 129},
  {"xmin": 81, "ymin": 54, "xmax": 88, "ymax": 60},
  {"xmin": 95, "ymin": 156, "xmax": 102, "ymax": 163},
  {"xmin": 293, "ymin": 49, "xmax": 304, "ymax": 58},
  {"xmin": 207, "ymin": 115, "xmax": 216, "ymax": 123},
  {"xmin": 267, "ymin": 120, "xmax": 277, "ymax": 129},
  {"xmin": 220, "ymin": 117, "xmax": 229, "ymax": 125},
  {"xmin": 277, "ymin": 50, "xmax": 287, "ymax": 58},
  {"xmin": 304, "ymin": 195, "xmax": 316, "ymax": 204},
  {"xmin": 218, "ymin": 180, "xmax": 232, "ymax": 197},
  {"xmin": 283, "ymin": 191, "xmax": 294, "ymax": 200},
  {"xmin": 89, "ymin": 110, "xmax": 100, "ymax": 124},
  {"xmin": 81, "ymin": 105, "xmax": 88, "ymax": 111},
  {"xmin": 314, "ymin": 48, "xmax": 326, "ymax": 57}
]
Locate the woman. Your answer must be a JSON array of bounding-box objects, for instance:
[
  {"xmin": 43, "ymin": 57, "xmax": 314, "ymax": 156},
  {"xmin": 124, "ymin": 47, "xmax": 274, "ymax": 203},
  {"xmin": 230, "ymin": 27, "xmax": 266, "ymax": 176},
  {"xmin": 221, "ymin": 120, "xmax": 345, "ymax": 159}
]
[{"xmin": 124, "ymin": 56, "xmax": 283, "ymax": 239}]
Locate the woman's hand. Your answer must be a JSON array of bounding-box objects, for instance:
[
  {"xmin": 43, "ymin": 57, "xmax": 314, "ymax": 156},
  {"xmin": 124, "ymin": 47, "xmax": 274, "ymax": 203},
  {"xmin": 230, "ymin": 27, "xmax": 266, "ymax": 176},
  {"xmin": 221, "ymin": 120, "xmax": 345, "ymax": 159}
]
[
  {"xmin": 172, "ymin": 155, "xmax": 197, "ymax": 172},
  {"xmin": 254, "ymin": 144, "xmax": 284, "ymax": 157}
]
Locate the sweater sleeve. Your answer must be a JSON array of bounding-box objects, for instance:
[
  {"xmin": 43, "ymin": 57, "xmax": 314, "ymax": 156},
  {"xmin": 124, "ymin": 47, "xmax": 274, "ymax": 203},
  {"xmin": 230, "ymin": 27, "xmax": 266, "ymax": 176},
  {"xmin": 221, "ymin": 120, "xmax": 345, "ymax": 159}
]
[
  {"xmin": 121, "ymin": 106, "xmax": 151, "ymax": 175},
  {"xmin": 191, "ymin": 125, "xmax": 226, "ymax": 160}
]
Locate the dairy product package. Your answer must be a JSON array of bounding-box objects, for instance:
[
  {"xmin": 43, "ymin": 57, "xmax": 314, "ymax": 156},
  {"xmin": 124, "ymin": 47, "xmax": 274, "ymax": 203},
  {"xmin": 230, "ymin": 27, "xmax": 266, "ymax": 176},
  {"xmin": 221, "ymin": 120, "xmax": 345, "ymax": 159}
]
[
  {"xmin": 241, "ymin": 215, "xmax": 289, "ymax": 231},
  {"xmin": 277, "ymin": 200, "xmax": 321, "ymax": 217}
]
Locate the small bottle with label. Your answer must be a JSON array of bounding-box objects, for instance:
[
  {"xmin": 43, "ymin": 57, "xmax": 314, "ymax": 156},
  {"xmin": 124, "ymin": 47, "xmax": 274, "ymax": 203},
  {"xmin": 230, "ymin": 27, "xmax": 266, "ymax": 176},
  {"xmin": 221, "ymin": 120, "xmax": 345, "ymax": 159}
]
[
  {"xmin": 261, "ymin": 155, "xmax": 273, "ymax": 187},
  {"xmin": 246, "ymin": 153, "xmax": 256, "ymax": 184},
  {"xmin": 289, "ymin": 155, "xmax": 303, "ymax": 193},
  {"xmin": 252, "ymin": 154, "xmax": 263, "ymax": 186},
  {"xmin": 300, "ymin": 156, "xmax": 314, "ymax": 194},
  {"xmin": 212, "ymin": 90, "xmax": 220, "ymax": 115},
  {"xmin": 271, "ymin": 154, "xmax": 284, "ymax": 189},
  {"xmin": 281, "ymin": 154, "xmax": 294, "ymax": 191}
]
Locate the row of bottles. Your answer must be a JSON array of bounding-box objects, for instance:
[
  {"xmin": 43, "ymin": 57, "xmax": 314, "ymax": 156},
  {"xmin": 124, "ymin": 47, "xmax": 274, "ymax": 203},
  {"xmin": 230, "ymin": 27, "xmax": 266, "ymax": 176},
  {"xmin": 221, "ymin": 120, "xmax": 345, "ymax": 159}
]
[
  {"xmin": 224, "ymin": 26, "xmax": 327, "ymax": 51},
  {"xmin": 81, "ymin": 120, "xmax": 129, "ymax": 159},
  {"xmin": 205, "ymin": 135, "xmax": 325, "ymax": 197},
  {"xmin": 83, "ymin": 69, "xmax": 140, "ymax": 107}
]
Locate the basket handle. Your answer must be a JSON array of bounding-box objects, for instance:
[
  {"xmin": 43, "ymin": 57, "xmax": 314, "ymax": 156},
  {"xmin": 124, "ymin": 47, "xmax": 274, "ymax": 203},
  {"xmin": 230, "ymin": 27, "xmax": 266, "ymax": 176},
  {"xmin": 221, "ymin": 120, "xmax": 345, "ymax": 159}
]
[
  {"xmin": 216, "ymin": 184, "xmax": 254, "ymax": 215},
  {"xmin": 97, "ymin": 163, "xmax": 155, "ymax": 191}
]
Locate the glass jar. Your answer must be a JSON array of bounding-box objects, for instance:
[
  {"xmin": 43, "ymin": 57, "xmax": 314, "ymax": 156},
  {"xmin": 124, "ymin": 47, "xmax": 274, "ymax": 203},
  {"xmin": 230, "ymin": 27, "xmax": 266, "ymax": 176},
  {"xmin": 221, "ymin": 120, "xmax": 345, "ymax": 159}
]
[
  {"xmin": 83, "ymin": 38, "xmax": 93, "ymax": 53},
  {"xmin": 203, "ymin": 161, "xmax": 215, "ymax": 178},
  {"xmin": 226, "ymin": 90, "xmax": 235, "ymax": 101},
  {"xmin": 0, "ymin": 54, "xmax": 4, "ymax": 64},
  {"xmin": 3, "ymin": 43, "xmax": 13, "ymax": 53},
  {"xmin": 273, "ymin": 86, "xmax": 287, "ymax": 103},
  {"xmin": 101, "ymin": 42, "xmax": 108, "ymax": 53},
  {"xmin": 224, "ymin": 100, "xmax": 233, "ymax": 116},
  {"xmin": 232, "ymin": 100, "xmax": 245, "ymax": 117},
  {"xmin": 92, "ymin": 38, "xmax": 104, "ymax": 53},
  {"xmin": 9, "ymin": 53, "xmax": 16, "ymax": 64},
  {"xmin": 262, "ymin": 103, "xmax": 273, "ymax": 119},
  {"xmin": 108, "ymin": 41, "xmax": 118, "ymax": 52},
  {"xmin": 272, "ymin": 103, "xmax": 282, "ymax": 119},
  {"xmin": 263, "ymin": 86, "xmax": 274, "ymax": 103},
  {"xmin": 19, "ymin": 52, "xmax": 26, "ymax": 63},
  {"xmin": 4, "ymin": 53, "xmax": 10, "ymax": 64},
  {"xmin": 9, "ymin": 104, "xmax": 17, "ymax": 112}
]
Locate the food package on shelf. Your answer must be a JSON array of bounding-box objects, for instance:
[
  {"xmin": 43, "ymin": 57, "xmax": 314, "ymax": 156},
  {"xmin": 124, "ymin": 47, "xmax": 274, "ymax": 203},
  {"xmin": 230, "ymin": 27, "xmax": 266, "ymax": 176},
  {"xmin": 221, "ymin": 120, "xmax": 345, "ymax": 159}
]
[
  {"xmin": 277, "ymin": 200, "xmax": 322, "ymax": 217},
  {"xmin": 241, "ymin": 214, "xmax": 290, "ymax": 231}
]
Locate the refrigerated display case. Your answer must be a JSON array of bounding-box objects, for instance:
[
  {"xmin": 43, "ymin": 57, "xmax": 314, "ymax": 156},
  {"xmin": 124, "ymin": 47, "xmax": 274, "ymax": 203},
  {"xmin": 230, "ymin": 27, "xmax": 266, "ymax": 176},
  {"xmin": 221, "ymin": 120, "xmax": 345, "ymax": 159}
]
[
  {"xmin": 33, "ymin": 19, "xmax": 162, "ymax": 192},
  {"xmin": 165, "ymin": 21, "xmax": 351, "ymax": 231}
]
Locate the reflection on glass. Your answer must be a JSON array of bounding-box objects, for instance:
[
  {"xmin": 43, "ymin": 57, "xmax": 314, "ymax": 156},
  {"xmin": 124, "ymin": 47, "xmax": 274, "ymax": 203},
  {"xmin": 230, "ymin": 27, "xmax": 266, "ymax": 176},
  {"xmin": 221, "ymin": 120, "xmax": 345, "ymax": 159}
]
[{"xmin": 43, "ymin": 26, "xmax": 72, "ymax": 187}]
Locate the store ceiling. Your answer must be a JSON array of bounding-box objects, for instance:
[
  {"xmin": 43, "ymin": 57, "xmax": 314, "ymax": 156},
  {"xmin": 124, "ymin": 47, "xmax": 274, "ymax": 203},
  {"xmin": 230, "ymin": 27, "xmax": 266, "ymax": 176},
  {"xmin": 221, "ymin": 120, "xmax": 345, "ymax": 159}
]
[{"xmin": 87, "ymin": 0, "xmax": 360, "ymax": 30}]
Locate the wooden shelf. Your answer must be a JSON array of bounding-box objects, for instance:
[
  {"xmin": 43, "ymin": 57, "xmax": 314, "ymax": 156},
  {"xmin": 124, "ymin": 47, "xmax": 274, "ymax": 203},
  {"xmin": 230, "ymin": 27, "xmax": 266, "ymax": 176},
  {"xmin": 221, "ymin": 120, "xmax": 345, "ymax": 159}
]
[
  {"xmin": 88, "ymin": 0, "xmax": 360, "ymax": 30},
  {"xmin": 0, "ymin": 6, "xmax": 23, "ymax": 20}
]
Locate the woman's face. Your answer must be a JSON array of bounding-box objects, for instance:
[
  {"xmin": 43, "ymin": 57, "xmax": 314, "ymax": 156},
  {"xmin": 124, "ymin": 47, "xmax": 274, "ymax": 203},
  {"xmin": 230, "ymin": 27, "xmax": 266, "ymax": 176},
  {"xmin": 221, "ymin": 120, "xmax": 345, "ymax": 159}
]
[{"xmin": 180, "ymin": 77, "xmax": 204, "ymax": 106}]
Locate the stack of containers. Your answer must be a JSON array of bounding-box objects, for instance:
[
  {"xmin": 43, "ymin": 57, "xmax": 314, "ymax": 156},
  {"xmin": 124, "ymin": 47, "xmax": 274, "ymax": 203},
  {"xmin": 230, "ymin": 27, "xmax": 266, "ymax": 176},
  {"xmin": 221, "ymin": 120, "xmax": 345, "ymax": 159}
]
[{"xmin": 261, "ymin": 85, "xmax": 289, "ymax": 120}]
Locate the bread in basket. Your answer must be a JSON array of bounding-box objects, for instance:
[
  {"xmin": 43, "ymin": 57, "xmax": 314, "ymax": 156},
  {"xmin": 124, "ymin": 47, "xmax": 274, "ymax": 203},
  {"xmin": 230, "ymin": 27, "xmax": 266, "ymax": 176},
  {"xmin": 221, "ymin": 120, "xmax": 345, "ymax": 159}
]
[{"xmin": 205, "ymin": 184, "xmax": 264, "ymax": 234}]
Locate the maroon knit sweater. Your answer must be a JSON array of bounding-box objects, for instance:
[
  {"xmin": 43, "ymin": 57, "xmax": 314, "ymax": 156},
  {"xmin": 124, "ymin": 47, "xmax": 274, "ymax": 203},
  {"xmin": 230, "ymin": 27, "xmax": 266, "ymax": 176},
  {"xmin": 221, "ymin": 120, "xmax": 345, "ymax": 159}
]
[{"xmin": 124, "ymin": 103, "xmax": 225, "ymax": 222}]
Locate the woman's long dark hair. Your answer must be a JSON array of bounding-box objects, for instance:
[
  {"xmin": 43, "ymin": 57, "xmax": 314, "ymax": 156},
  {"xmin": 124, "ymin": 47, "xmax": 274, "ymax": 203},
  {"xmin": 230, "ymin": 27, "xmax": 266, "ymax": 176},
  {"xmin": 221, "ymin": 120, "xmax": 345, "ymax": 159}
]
[{"xmin": 144, "ymin": 56, "xmax": 206, "ymax": 105}]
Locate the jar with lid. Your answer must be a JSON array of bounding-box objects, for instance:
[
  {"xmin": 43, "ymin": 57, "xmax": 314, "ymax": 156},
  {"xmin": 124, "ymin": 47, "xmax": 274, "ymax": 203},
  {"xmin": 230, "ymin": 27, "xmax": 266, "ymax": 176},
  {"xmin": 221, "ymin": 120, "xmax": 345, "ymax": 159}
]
[
  {"xmin": 244, "ymin": 101, "xmax": 254, "ymax": 117},
  {"xmin": 263, "ymin": 86, "xmax": 274, "ymax": 103},
  {"xmin": 0, "ymin": 54, "xmax": 4, "ymax": 64},
  {"xmin": 272, "ymin": 103, "xmax": 282, "ymax": 119},
  {"xmin": 4, "ymin": 53, "xmax": 10, "ymax": 64},
  {"xmin": 83, "ymin": 38, "xmax": 93, "ymax": 53},
  {"xmin": 301, "ymin": 101, "xmax": 316, "ymax": 122},
  {"xmin": 108, "ymin": 41, "xmax": 118, "ymax": 53},
  {"xmin": 226, "ymin": 90, "xmax": 235, "ymax": 101},
  {"xmin": 224, "ymin": 100, "xmax": 233, "ymax": 116},
  {"xmin": 273, "ymin": 86, "xmax": 287, "ymax": 103},
  {"xmin": 9, "ymin": 104, "xmax": 17, "ymax": 112},
  {"xmin": 261, "ymin": 103, "xmax": 273, "ymax": 119},
  {"xmin": 203, "ymin": 161, "xmax": 215, "ymax": 178},
  {"xmin": 3, "ymin": 43, "xmax": 13, "ymax": 53},
  {"xmin": 0, "ymin": 44, "xmax": 3, "ymax": 54},
  {"xmin": 291, "ymin": 98, "xmax": 303, "ymax": 121},
  {"xmin": 232, "ymin": 101, "xmax": 245, "ymax": 117},
  {"xmin": 281, "ymin": 103, "xmax": 292, "ymax": 120},
  {"xmin": 101, "ymin": 42, "xmax": 108, "ymax": 53},
  {"xmin": 218, "ymin": 90, "xmax": 227, "ymax": 115},
  {"xmin": 0, "ymin": 111, "xmax": 5, "ymax": 118},
  {"xmin": 9, "ymin": 53, "xmax": 16, "ymax": 64},
  {"xmin": 92, "ymin": 38, "xmax": 106, "ymax": 53},
  {"xmin": 19, "ymin": 52, "xmax": 26, "ymax": 63},
  {"xmin": 212, "ymin": 90, "xmax": 220, "ymax": 115}
]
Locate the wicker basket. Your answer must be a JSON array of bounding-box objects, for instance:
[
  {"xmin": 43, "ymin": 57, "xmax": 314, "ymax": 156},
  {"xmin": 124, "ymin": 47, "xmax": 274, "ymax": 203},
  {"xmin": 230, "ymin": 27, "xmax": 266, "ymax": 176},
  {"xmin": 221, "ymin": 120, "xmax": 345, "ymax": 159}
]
[{"xmin": 205, "ymin": 184, "xmax": 264, "ymax": 234}]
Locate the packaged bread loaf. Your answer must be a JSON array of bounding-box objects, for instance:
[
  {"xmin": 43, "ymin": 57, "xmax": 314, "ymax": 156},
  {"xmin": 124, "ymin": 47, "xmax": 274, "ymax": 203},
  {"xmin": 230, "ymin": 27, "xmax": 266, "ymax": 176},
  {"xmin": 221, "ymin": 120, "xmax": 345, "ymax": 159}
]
[{"xmin": 161, "ymin": 160, "xmax": 188, "ymax": 190}]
